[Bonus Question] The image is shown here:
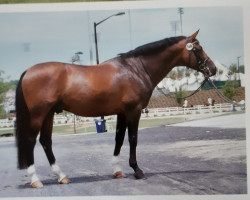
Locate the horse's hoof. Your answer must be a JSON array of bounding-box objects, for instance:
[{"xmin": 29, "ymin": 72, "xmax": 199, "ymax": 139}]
[
  {"xmin": 134, "ymin": 169, "xmax": 146, "ymax": 180},
  {"xmin": 113, "ymin": 171, "xmax": 123, "ymax": 178},
  {"xmin": 31, "ymin": 180, "xmax": 43, "ymax": 188},
  {"xmin": 59, "ymin": 176, "xmax": 70, "ymax": 184}
]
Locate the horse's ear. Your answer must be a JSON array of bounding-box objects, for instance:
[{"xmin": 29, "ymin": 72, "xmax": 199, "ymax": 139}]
[{"xmin": 189, "ymin": 29, "xmax": 200, "ymax": 41}]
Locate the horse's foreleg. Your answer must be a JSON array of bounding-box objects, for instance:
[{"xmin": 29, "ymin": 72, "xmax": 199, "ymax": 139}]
[
  {"xmin": 51, "ymin": 164, "xmax": 69, "ymax": 184},
  {"xmin": 39, "ymin": 111, "xmax": 69, "ymax": 184},
  {"xmin": 127, "ymin": 111, "xmax": 145, "ymax": 179},
  {"xmin": 112, "ymin": 114, "xmax": 126, "ymax": 178}
]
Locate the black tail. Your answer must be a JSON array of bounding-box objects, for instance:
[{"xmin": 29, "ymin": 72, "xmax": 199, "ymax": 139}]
[{"xmin": 15, "ymin": 71, "xmax": 32, "ymax": 169}]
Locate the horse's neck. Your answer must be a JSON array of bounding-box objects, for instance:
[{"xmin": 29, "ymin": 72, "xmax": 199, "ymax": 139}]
[{"xmin": 142, "ymin": 46, "xmax": 184, "ymax": 86}]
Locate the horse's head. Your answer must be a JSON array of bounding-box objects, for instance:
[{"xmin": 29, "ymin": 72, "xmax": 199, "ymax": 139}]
[{"xmin": 183, "ymin": 30, "xmax": 217, "ymax": 77}]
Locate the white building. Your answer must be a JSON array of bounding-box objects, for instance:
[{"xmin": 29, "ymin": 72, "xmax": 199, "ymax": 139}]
[{"xmin": 158, "ymin": 60, "xmax": 245, "ymax": 92}]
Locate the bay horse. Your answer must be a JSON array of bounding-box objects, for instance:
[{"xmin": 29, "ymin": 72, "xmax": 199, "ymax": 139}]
[{"xmin": 15, "ymin": 30, "xmax": 216, "ymax": 188}]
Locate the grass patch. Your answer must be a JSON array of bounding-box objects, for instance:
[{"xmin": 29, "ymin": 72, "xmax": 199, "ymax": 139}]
[
  {"xmin": 139, "ymin": 117, "xmax": 185, "ymax": 128},
  {"xmin": 52, "ymin": 124, "xmax": 97, "ymax": 135},
  {"xmin": 0, "ymin": 128, "xmax": 14, "ymax": 136},
  {"xmin": 0, "ymin": 117, "xmax": 185, "ymax": 136}
]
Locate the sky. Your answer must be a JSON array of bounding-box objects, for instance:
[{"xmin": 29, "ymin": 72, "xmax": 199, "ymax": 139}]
[{"xmin": 0, "ymin": 3, "xmax": 244, "ymax": 80}]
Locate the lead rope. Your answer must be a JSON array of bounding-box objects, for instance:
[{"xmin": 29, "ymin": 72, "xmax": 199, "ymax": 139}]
[
  {"xmin": 155, "ymin": 77, "xmax": 208, "ymax": 100},
  {"xmin": 139, "ymin": 56, "xmax": 209, "ymax": 100},
  {"xmin": 207, "ymin": 78, "xmax": 237, "ymax": 104},
  {"xmin": 156, "ymin": 76, "xmax": 238, "ymax": 106}
]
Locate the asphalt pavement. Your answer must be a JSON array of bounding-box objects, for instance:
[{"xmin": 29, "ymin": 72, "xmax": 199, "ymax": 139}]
[
  {"xmin": 168, "ymin": 113, "xmax": 245, "ymax": 128},
  {"xmin": 0, "ymin": 112, "xmax": 247, "ymax": 199}
]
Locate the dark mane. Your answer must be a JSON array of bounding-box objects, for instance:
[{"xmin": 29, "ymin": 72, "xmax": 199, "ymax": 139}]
[{"xmin": 119, "ymin": 36, "xmax": 185, "ymax": 58}]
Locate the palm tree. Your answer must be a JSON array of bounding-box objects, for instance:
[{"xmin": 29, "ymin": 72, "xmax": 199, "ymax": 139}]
[
  {"xmin": 167, "ymin": 70, "xmax": 177, "ymax": 80},
  {"xmin": 228, "ymin": 63, "xmax": 237, "ymax": 80},
  {"xmin": 194, "ymin": 71, "xmax": 200, "ymax": 83},
  {"xmin": 218, "ymin": 69, "xmax": 223, "ymax": 80},
  {"xmin": 177, "ymin": 68, "xmax": 184, "ymax": 80},
  {"xmin": 174, "ymin": 87, "xmax": 187, "ymax": 106},
  {"xmin": 185, "ymin": 68, "xmax": 191, "ymax": 86},
  {"xmin": 167, "ymin": 70, "xmax": 177, "ymax": 88}
]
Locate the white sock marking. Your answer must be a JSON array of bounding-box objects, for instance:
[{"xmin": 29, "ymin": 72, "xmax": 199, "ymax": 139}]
[
  {"xmin": 51, "ymin": 164, "xmax": 66, "ymax": 182},
  {"xmin": 112, "ymin": 155, "xmax": 122, "ymax": 173},
  {"xmin": 27, "ymin": 165, "xmax": 40, "ymax": 184}
]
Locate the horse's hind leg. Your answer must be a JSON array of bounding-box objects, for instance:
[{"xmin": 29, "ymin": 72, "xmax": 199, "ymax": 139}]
[
  {"xmin": 39, "ymin": 111, "xmax": 69, "ymax": 184},
  {"xmin": 26, "ymin": 118, "xmax": 44, "ymax": 188},
  {"xmin": 112, "ymin": 114, "xmax": 127, "ymax": 178},
  {"xmin": 25, "ymin": 133, "xmax": 42, "ymax": 188}
]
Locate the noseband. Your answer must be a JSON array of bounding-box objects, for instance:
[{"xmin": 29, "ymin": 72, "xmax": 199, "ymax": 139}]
[{"xmin": 186, "ymin": 38, "xmax": 212, "ymax": 78}]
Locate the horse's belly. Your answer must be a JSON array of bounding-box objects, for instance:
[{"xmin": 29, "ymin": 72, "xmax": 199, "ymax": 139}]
[
  {"xmin": 63, "ymin": 93, "xmax": 125, "ymax": 117},
  {"xmin": 63, "ymin": 90, "xmax": 144, "ymax": 117},
  {"xmin": 67, "ymin": 102, "xmax": 122, "ymax": 117}
]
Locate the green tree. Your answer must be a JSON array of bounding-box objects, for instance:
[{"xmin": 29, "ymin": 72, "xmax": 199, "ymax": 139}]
[
  {"xmin": 174, "ymin": 87, "xmax": 187, "ymax": 106},
  {"xmin": 185, "ymin": 68, "xmax": 191, "ymax": 86},
  {"xmin": 167, "ymin": 70, "xmax": 176, "ymax": 80},
  {"xmin": 222, "ymin": 80, "xmax": 239, "ymax": 100},
  {"xmin": 239, "ymin": 65, "xmax": 244, "ymax": 74},
  {"xmin": 176, "ymin": 68, "xmax": 184, "ymax": 80},
  {"xmin": 228, "ymin": 64, "xmax": 237, "ymax": 80},
  {"xmin": 218, "ymin": 69, "xmax": 223, "ymax": 80},
  {"xmin": 0, "ymin": 71, "xmax": 11, "ymax": 118},
  {"xmin": 9, "ymin": 80, "xmax": 19, "ymax": 89},
  {"xmin": 194, "ymin": 71, "xmax": 200, "ymax": 83}
]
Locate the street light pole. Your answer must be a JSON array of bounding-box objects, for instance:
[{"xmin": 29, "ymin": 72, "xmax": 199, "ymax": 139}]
[
  {"xmin": 94, "ymin": 22, "xmax": 99, "ymax": 64},
  {"xmin": 94, "ymin": 12, "xmax": 125, "ymax": 65},
  {"xmin": 170, "ymin": 20, "xmax": 179, "ymax": 36},
  {"xmin": 93, "ymin": 11, "xmax": 125, "ymax": 131},
  {"xmin": 71, "ymin": 52, "xmax": 83, "ymax": 134},
  {"xmin": 178, "ymin": 8, "xmax": 184, "ymax": 35}
]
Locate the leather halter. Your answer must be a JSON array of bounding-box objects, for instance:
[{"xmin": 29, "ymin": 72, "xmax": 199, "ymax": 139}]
[{"xmin": 186, "ymin": 38, "xmax": 211, "ymax": 78}]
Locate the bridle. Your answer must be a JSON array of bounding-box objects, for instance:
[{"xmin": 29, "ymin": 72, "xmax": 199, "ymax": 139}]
[
  {"xmin": 186, "ymin": 38, "xmax": 212, "ymax": 78},
  {"xmin": 185, "ymin": 39, "xmax": 236, "ymax": 103}
]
